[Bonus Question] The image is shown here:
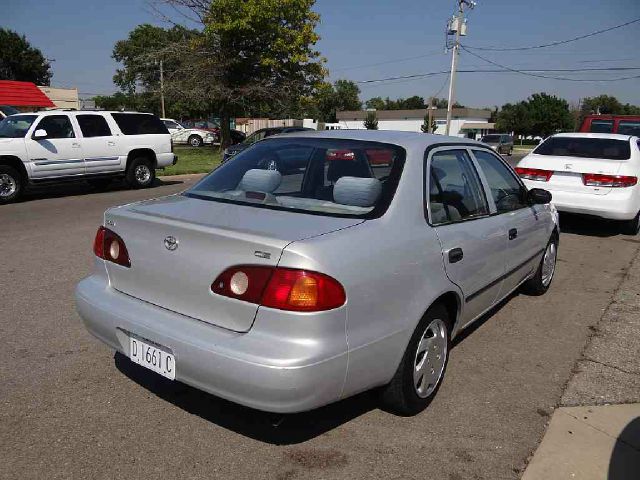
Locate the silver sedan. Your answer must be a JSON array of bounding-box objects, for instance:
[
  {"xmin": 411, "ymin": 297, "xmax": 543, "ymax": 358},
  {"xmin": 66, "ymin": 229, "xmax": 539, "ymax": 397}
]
[{"xmin": 76, "ymin": 130, "xmax": 559, "ymax": 415}]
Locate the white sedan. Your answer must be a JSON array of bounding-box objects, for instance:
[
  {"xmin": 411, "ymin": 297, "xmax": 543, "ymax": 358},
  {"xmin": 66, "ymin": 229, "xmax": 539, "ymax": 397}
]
[
  {"xmin": 161, "ymin": 118, "xmax": 214, "ymax": 147},
  {"xmin": 515, "ymin": 133, "xmax": 640, "ymax": 234}
]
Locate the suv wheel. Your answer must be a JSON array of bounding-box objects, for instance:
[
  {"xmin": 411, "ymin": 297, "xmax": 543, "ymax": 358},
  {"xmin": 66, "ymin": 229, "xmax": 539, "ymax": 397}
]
[
  {"xmin": 126, "ymin": 157, "xmax": 155, "ymax": 189},
  {"xmin": 0, "ymin": 165, "xmax": 23, "ymax": 204},
  {"xmin": 523, "ymin": 234, "xmax": 558, "ymax": 295},
  {"xmin": 188, "ymin": 135, "xmax": 203, "ymax": 147},
  {"xmin": 381, "ymin": 304, "xmax": 450, "ymax": 416},
  {"xmin": 622, "ymin": 211, "xmax": 640, "ymax": 236}
]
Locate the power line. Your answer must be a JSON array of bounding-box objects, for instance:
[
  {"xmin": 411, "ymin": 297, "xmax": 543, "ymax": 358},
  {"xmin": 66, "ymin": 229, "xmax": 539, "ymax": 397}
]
[
  {"xmin": 463, "ymin": 17, "xmax": 640, "ymax": 51},
  {"xmin": 460, "ymin": 45, "xmax": 640, "ymax": 82},
  {"xmin": 354, "ymin": 65, "xmax": 640, "ymax": 85},
  {"xmin": 331, "ymin": 50, "xmax": 445, "ymax": 73}
]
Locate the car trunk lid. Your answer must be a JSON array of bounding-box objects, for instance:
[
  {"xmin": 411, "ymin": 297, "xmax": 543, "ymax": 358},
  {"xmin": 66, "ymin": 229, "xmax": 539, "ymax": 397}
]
[
  {"xmin": 104, "ymin": 194, "xmax": 362, "ymax": 332},
  {"xmin": 524, "ymin": 153, "xmax": 626, "ymax": 195}
]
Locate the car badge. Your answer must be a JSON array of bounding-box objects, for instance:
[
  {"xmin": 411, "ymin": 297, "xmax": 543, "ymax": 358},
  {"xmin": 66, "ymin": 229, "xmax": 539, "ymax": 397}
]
[
  {"xmin": 164, "ymin": 236, "xmax": 179, "ymax": 251},
  {"xmin": 565, "ymin": 164, "xmax": 572, "ymax": 170}
]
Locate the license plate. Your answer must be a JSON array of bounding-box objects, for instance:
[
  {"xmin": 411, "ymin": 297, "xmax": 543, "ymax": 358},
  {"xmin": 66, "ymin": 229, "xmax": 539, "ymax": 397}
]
[{"xmin": 129, "ymin": 336, "xmax": 175, "ymax": 380}]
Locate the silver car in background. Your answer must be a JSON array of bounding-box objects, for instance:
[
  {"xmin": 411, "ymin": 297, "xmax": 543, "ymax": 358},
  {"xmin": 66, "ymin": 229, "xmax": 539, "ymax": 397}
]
[{"xmin": 76, "ymin": 130, "xmax": 559, "ymax": 415}]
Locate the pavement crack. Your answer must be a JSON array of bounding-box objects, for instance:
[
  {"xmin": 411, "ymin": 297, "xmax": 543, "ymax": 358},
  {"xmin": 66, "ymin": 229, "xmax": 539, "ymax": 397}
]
[
  {"xmin": 561, "ymin": 410, "xmax": 640, "ymax": 454},
  {"xmin": 581, "ymin": 357, "xmax": 640, "ymax": 377}
]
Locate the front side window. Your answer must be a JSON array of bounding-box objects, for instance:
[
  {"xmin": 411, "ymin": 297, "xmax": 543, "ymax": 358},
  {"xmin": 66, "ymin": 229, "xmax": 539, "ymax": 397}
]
[
  {"xmin": 473, "ymin": 149, "xmax": 527, "ymax": 213},
  {"xmin": 589, "ymin": 119, "xmax": 614, "ymax": 133},
  {"xmin": 0, "ymin": 115, "xmax": 37, "ymax": 138},
  {"xmin": 77, "ymin": 114, "xmax": 112, "ymax": 138},
  {"xmin": 187, "ymin": 138, "xmax": 405, "ymax": 218},
  {"xmin": 534, "ymin": 136, "xmax": 630, "ymax": 160},
  {"xmin": 428, "ymin": 149, "xmax": 489, "ymax": 225},
  {"xmin": 163, "ymin": 120, "xmax": 181, "ymax": 130},
  {"xmin": 35, "ymin": 115, "xmax": 75, "ymax": 139},
  {"xmin": 243, "ymin": 130, "xmax": 267, "ymax": 145}
]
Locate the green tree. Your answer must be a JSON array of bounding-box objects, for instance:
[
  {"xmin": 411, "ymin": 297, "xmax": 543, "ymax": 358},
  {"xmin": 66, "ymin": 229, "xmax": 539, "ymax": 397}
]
[
  {"xmin": 365, "ymin": 96, "xmax": 385, "ymax": 110},
  {"xmin": 0, "ymin": 29, "xmax": 52, "ymax": 85},
  {"xmin": 112, "ymin": 24, "xmax": 198, "ymax": 94},
  {"xmin": 495, "ymin": 102, "xmax": 531, "ymax": 139},
  {"xmin": 526, "ymin": 92, "xmax": 574, "ymax": 137},
  {"xmin": 578, "ymin": 95, "xmax": 640, "ymax": 128},
  {"xmin": 311, "ymin": 79, "xmax": 361, "ymax": 122},
  {"xmin": 420, "ymin": 113, "xmax": 436, "ymax": 133},
  {"xmin": 363, "ymin": 111, "xmax": 378, "ymax": 130},
  {"xmin": 160, "ymin": 0, "xmax": 325, "ymax": 146}
]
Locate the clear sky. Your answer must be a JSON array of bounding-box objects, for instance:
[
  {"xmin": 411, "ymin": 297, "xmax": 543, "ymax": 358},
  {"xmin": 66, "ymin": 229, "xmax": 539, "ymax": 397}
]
[{"xmin": 3, "ymin": 0, "xmax": 640, "ymax": 108}]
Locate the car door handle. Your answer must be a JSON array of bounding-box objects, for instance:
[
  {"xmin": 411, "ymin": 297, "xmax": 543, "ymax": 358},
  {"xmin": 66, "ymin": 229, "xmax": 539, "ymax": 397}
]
[
  {"xmin": 72, "ymin": 142, "xmax": 81, "ymax": 148},
  {"xmin": 448, "ymin": 248, "xmax": 464, "ymax": 264},
  {"xmin": 107, "ymin": 141, "xmax": 116, "ymax": 146},
  {"xmin": 509, "ymin": 228, "xmax": 518, "ymax": 240}
]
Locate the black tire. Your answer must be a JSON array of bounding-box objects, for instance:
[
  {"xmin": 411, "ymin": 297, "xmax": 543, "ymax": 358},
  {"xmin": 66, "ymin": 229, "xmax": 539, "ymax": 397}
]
[
  {"xmin": 87, "ymin": 178, "xmax": 112, "ymax": 190},
  {"xmin": 507, "ymin": 148, "xmax": 513, "ymax": 156},
  {"xmin": 381, "ymin": 304, "xmax": 451, "ymax": 416},
  {"xmin": 126, "ymin": 157, "xmax": 155, "ymax": 189},
  {"xmin": 622, "ymin": 212, "xmax": 640, "ymax": 236},
  {"xmin": 522, "ymin": 234, "xmax": 559, "ymax": 296},
  {"xmin": 0, "ymin": 165, "xmax": 24, "ymax": 204},
  {"xmin": 188, "ymin": 135, "xmax": 203, "ymax": 147}
]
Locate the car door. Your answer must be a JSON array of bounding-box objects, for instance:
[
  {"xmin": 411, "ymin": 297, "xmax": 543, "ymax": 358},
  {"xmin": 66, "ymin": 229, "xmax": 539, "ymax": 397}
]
[
  {"xmin": 427, "ymin": 148, "xmax": 508, "ymax": 325},
  {"xmin": 76, "ymin": 114, "xmax": 121, "ymax": 174},
  {"xmin": 471, "ymin": 148, "xmax": 548, "ymax": 296},
  {"xmin": 26, "ymin": 114, "xmax": 84, "ymax": 179}
]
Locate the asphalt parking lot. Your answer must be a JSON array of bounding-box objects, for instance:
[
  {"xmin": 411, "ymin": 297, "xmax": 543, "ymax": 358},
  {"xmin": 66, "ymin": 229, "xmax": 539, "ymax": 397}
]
[{"xmin": 2, "ymin": 165, "xmax": 639, "ymax": 480}]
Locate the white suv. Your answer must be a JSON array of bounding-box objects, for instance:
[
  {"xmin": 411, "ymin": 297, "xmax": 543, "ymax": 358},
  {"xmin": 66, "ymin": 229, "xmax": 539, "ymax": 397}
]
[{"xmin": 0, "ymin": 110, "xmax": 177, "ymax": 204}]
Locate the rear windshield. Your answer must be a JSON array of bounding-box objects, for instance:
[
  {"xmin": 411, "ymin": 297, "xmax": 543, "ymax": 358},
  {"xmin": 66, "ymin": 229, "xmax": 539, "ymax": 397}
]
[
  {"xmin": 186, "ymin": 138, "xmax": 405, "ymax": 218},
  {"xmin": 481, "ymin": 135, "xmax": 502, "ymax": 143},
  {"xmin": 589, "ymin": 119, "xmax": 614, "ymax": 133},
  {"xmin": 111, "ymin": 113, "xmax": 168, "ymax": 135},
  {"xmin": 533, "ymin": 137, "xmax": 631, "ymax": 160}
]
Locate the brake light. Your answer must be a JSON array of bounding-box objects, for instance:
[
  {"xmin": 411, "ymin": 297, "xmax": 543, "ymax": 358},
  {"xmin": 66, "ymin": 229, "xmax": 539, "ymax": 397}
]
[
  {"xmin": 515, "ymin": 167, "xmax": 554, "ymax": 182},
  {"xmin": 212, "ymin": 266, "xmax": 346, "ymax": 312},
  {"xmin": 93, "ymin": 226, "xmax": 131, "ymax": 267},
  {"xmin": 582, "ymin": 173, "xmax": 637, "ymax": 188}
]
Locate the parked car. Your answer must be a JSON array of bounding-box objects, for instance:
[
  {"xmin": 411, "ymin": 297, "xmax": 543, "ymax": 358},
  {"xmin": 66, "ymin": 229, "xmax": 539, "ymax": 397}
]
[
  {"xmin": 515, "ymin": 133, "xmax": 640, "ymax": 234},
  {"xmin": 579, "ymin": 115, "xmax": 640, "ymax": 136},
  {"xmin": 222, "ymin": 126, "xmax": 314, "ymax": 162},
  {"xmin": 0, "ymin": 105, "xmax": 19, "ymax": 120},
  {"xmin": 161, "ymin": 118, "xmax": 215, "ymax": 147},
  {"xmin": 0, "ymin": 110, "xmax": 176, "ymax": 203},
  {"xmin": 76, "ymin": 130, "xmax": 558, "ymax": 415},
  {"xmin": 177, "ymin": 120, "xmax": 245, "ymax": 145},
  {"xmin": 480, "ymin": 134, "xmax": 514, "ymax": 155}
]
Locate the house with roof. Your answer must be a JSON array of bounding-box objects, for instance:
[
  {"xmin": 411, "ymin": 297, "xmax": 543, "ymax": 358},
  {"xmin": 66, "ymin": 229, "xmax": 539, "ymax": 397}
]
[
  {"xmin": 336, "ymin": 108, "xmax": 495, "ymax": 139},
  {"xmin": 0, "ymin": 80, "xmax": 79, "ymax": 114}
]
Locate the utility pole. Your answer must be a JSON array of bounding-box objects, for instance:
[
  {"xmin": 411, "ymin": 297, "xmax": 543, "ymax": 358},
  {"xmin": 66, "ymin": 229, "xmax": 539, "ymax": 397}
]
[
  {"xmin": 445, "ymin": 0, "xmax": 475, "ymax": 135},
  {"xmin": 159, "ymin": 60, "xmax": 166, "ymax": 118}
]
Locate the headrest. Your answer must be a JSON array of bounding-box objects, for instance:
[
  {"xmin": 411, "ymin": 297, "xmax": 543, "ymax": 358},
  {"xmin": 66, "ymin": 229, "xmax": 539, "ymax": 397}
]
[
  {"xmin": 238, "ymin": 169, "xmax": 282, "ymax": 193},
  {"xmin": 333, "ymin": 176, "xmax": 382, "ymax": 207}
]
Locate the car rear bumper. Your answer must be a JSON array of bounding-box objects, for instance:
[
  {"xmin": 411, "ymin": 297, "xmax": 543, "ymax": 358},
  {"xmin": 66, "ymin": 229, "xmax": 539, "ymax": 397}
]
[
  {"xmin": 75, "ymin": 274, "xmax": 348, "ymax": 413},
  {"xmin": 523, "ymin": 180, "xmax": 639, "ymax": 220},
  {"xmin": 156, "ymin": 152, "xmax": 176, "ymax": 168}
]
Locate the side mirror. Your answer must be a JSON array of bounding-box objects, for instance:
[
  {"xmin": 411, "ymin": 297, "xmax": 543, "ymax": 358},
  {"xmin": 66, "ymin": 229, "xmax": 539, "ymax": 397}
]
[
  {"xmin": 528, "ymin": 188, "xmax": 552, "ymax": 205},
  {"xmin": 33, "ymin": 129, "xmax": 48, "ymax": 140}
]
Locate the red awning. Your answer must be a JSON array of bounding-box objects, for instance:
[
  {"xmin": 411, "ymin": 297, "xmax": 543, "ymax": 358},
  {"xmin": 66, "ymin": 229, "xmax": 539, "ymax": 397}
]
[{"xmin": 0, "ymin": 80, "xmax": 55, "ymax": 108}]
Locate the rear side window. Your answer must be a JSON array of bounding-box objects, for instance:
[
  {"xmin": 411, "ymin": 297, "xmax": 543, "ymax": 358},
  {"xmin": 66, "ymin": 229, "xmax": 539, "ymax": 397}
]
[
  {"xmin": 111, "ymin": 113, "xmax": 168, "ymax": 135},
  {"xmin": 618, "ymin": 120, "xmax": 640, "ymax": 136},
  {"xmin": 428, "ymin": 149, "xmax": 489, "ymax": 225},
  {"xmin": 534, "ymin": 137, "xmax": 630, "ymax": 160},
  {"xmin": 77, "ymin": 114, "xmax": 111, "ymax": 137},
  {"xmin": 35, "ymin": 115, "xmax": 75, "ymax": 139},
  {"xmin": 589, "ymin": 119, "xmax": 614, "ymax": 133}
]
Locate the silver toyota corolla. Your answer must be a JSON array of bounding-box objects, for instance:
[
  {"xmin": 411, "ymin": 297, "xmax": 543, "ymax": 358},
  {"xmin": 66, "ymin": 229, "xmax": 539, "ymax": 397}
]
[{"xmin": 76, "ymin": 130, "xmax": 559, "ymax": 415}]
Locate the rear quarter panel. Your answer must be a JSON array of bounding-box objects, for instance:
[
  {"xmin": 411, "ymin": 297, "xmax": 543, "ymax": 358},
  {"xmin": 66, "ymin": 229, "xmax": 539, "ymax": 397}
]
[{"xmin": 279, "ymin": 145, "xmax": 460, "ymax": 399}]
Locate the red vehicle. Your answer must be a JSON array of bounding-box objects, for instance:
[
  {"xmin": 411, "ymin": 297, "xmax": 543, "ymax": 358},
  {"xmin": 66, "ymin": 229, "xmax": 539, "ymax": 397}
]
[{"xmin": 579, "ymin": 115, "xmax": 640, "ymax": 136}]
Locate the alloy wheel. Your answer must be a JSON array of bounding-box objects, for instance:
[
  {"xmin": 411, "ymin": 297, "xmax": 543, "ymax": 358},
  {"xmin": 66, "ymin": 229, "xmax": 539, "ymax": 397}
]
[
  {"xmin": 541, "ymin": 242, "xmax": 557, "ymax": 287},
  {"xmin": 0, "ymin": 173, "xmax": 17, "ymax": 198},
  {"xmin": 135, "ymin": 165, "xmax": 151, "ymax": 184}
]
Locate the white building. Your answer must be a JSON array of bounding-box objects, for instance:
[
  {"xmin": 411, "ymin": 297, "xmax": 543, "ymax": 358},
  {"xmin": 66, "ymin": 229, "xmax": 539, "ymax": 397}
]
[{"xmin": 336, "ymin": 108, "xmax": 495, "ymax": 139}]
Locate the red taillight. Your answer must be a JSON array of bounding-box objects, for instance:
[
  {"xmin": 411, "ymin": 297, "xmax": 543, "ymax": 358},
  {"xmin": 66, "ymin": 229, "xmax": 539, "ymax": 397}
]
[
  {"xmin": 212, "ymin": 266, "xmax": 346, "ymax": 312},
  {"xmin": 515, "ymin": 167, "xmax": 554, "ymax": 182},
  {"xmin": 582, "ymin": 173, "xmax": 637, "ymax": 188},
  {"xmin": 93, "ymin": 226, "xmax": 131, "ymax": 268}
]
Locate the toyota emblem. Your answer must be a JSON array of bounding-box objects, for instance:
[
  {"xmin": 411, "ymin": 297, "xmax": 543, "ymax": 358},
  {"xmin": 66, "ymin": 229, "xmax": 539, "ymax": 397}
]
[{"xmin": 164, "ymin": 236, "xmax": 178, "ymax": 251}]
